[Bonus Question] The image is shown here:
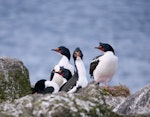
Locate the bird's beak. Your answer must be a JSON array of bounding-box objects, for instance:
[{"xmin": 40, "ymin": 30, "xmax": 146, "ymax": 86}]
[
  {"xmin": 55, "ymin": 69, "xmax": 62, "ymax": 74},
  {"xmin": 56, "ymin": 71, "xmax": 64, "ymax": 77},
  {"xmin": 95, "ymin": 46, "xmax": 104, "ymax": 52},
  {"xmin": 95, "ymin": 47, "xmax": 99, "ymax": 49},
  {"xmin": 95, "ymin": 45, "xmax": 103, "ymax": 50},
  {"xmin": 51, "ymin": 48, "xmax": 57, "ymax": 51},
  {"xmin": 51, "ymin": 48, "xmax": 60, "ymax": 53}
]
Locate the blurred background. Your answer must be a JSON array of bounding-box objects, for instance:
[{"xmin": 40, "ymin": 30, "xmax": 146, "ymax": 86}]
[{"xmin": 0, "ymin": 0, "xmax": 149, "ymax": 93}]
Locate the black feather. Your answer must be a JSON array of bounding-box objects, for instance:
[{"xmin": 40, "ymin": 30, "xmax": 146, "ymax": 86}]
[
  {"xmin": 59, "ymin": 72, "xmax": 78, "ymax": 92},
  {"xmin": 89, "ymin": 55, "xmax": 102, "ymax": 77},
  {"xmin": 39, "ymin": 87, "xmax": 54, "ymax": 94},
  {"xmin": 60, "ymin": 67, "xmax": 72, "ymax": 81},
  {"xmin": 50, "ymin": 69, "xmax": 55, "ymax": 81},
  {"xmin": 32, "ymin": 79, "xmax": 46, "ymax": 94}
]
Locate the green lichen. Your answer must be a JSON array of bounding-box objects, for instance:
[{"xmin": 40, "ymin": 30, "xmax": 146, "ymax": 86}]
[
  {"xmin": 88, "ymin": 105, "xmax": 122, "ymax": 117},
  {"xmin": 0, "ymin": 59, "xmax": 31, "ymax": 102}
]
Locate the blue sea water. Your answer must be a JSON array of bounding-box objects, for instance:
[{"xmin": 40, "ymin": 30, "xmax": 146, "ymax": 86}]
[{"xmin": 0, "ymin": 0, "xmax": 149, "ymax": 93}]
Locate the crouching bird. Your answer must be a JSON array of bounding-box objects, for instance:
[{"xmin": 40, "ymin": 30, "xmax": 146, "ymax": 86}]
[
  {"xmin": 32, "ymin": 67, "xmax": 72, "ymax": 94},
  {"xmin": 89, "ymin": 42, "xmax": 118, "ymax": 87}
]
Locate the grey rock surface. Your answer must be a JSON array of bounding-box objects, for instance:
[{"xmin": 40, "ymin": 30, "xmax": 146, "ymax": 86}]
[
  {"xmin": 0, "ymin": 82, "xmax": 123, "ymax": 117},
  {"xmin": 0, "ymin": 58, "xmax": 31, "ymax": 102},
  {"xmin": 116, "ymin": 84, "xmax": 150, "ymax": 116}
]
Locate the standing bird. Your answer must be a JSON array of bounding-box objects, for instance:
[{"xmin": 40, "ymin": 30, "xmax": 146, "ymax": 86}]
[
  {"xmin": 89, "ymin": 42, "xmax": 118, "ymax": 87},
  {"xmin": 60, "ymin": 47, "xmax": 88, "ymax": 93},
  {"xmin": 50, "ymin": 46, "xmax": 75, "ymax": 82}
]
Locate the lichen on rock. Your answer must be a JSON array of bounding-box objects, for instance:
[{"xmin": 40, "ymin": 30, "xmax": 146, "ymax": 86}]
[
  {"xmin": 0, "ymin": 58, "xmax": 31, "ymax": 102},
  {"xmin": 0, "ymin": 81, "xmax": 127, "ymax": 117},
  {"xmin": 0, "ymin": 93, "xmax": 122, "ymax": 117}
]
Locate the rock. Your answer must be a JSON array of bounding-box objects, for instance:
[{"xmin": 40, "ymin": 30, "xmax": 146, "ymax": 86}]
[
  {"xmin": 115, "ymin": 84, "xmax": 150, "ymax": 116},
  {"xmin": 1, "ymin": 66, "xmax": 149, "ymax": 117},
  {"xmin": 0, "ymin": 58, "xmax": 31, "ymax": 102},
  {"xmin": 0, "ymin": 82, "xmax": 123, "ymax": 117},
  {"xmin": 0, "ymin": 94, "xmax": 122, "ymax": 117},
  {"xmin": 77, "ymin": 82, "xmax": 127, "ymax": 110},
  {"xmin": 0, "ymin": 57, "xmax": 149, "ymax": 117}
]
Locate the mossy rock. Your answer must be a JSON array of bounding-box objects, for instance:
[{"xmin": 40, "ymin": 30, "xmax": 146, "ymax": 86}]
[
  {"xmin": 100, "ymin": 84, "xmax": 131, "ymax": 97},
  {"xmin": 0, "ymin": 58, "xmax": 31, "ymax": 102},
  {"xmin": 0, "ymin": 93, "xmax": 123, "ymax": 117}
]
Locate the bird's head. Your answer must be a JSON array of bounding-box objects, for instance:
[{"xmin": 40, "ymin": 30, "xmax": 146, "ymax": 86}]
[
  {"xmin": 55, "ymin": 66, "xmax": 72, "ymax": 80},
  {"xmin": 73, "ymin": 47, "xmax": 83, "ymax": 61},
  {"xmin": 52, "ymin": 46, "xmax": 71, "ymax": 60},
  {"xmin": 95, "ymin": 42, "xmax": 115, "ymax": 54}
]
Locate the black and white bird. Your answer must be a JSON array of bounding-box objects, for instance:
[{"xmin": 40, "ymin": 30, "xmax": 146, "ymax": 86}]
[
  {"xmin": 50, "ymin": 46, "xmax": 74, "ymax": 82},
  {"xmin": 60, "ymin": 47, "xmax": 88, "ymax": 93},
  {"xmin": 32, "ymin": 79, "xmax": 48, "ymax": 94},
  {"xmin": 32, "ymin": 79, "xmax": 60, "ymax": 94},
  {"xmin": 89, "ymin": 42, "xmax": 118, "ymax": 87},
  {"xmin": 32, "ymin": 67, "xmax": 71, "ymax": 94},
  {"xmin": 53, "ymin": 66, "xmax": 73, "ymax": 87}
]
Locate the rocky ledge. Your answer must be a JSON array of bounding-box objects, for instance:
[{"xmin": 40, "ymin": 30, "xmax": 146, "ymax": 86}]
[
  {"xmin": 0, "ymin": 58, "xmax": 149, "ymax": 117},
  {"xmin": 0, "ymin": 82, "xmax": 126, "ymax": 117}
]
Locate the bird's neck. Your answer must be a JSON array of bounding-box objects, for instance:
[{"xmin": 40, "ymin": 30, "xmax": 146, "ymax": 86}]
[
  {"xmin": 104, "ymin": 51, "xmax": 114, "ymax": 55},
  {"xmin": 75, "ymin": 57, "xmax": 86, "ymax": 78},
  {"xmin": 58, "ymin": 55, "xmax": 69, "ymax": 65}
]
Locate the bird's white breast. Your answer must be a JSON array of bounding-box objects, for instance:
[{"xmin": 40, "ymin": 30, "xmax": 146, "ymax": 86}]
[
  {"xmin": 51, "ymin": 73, "xmax": 64, "ymax": 87},
  {"xmin": 54, "ymin": 55, "xmax": 74, "ymax": 75},
  {"xmin": 44, "ymin": 81, "xmax": 59, "ymax": 93},
  {"xmin": 93, "ymin": 52, "xmax": 118, "ymax": 83},
  {"xmin": 75, "ymin": 57, "xmax": 88, "ymax": 87}
]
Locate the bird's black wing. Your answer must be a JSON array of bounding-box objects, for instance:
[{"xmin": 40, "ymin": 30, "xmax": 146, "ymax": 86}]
[
  {"xmin": 92, "ymin": 55, "xmax": 102, "ymax": 60},
  {"xmin": 89, "ymin": 55, "xmax": 102, "ymax": 77},
  {"xmin": 38, "ymin": 87, "xmax": 54, "ymax": 94},
  {"xmin": 50, "ymin": 69, "xmax": 55, "ymax": 81},
  {"xmin": 32, "ymin": 79, "xmax": 46, "ymax": 94},
  {"xmin": 59, "ymin": 72, "xmax": 78, "ymax": 92},
  {"xmin": 65, "ymin": 70, "xmax": 73, "ymax": 81}
]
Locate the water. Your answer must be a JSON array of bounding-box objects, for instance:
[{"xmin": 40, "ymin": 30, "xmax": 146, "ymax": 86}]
[{"xmin": 0, "ymin": 0, "xmax": 149, "ymax": 93}]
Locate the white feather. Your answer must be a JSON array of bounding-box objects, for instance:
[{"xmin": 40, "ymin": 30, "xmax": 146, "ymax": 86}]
[
  {"xmin": 44, "ymin": 81, "xmax": 59, "ymax": 93},
  {"xmin": 51, "ymin": 73, "xmax": 64, "ymax": 87},
  {"xmin": 54, "ymin": 55, "xmax": 75, "ymax": 75},
  {"xmin": 68, "ymin": 56, "xmax": 88, "ymax": 93},
  {"xmin": 93, "ymin": 51, "xmax": 118, "ymax": 85}
]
